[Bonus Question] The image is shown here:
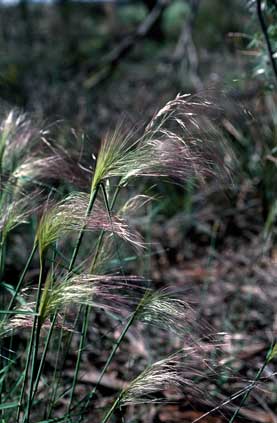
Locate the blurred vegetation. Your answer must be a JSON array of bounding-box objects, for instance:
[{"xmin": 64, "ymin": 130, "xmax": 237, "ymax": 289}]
[{"xmin": 0, "ymin": 0, "xmax": 255, "ymax": 116}]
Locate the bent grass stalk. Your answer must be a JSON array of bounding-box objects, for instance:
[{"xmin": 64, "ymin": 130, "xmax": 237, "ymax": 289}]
[
  {"xmin": 189, "ymin": 343, "xmax": 276, "ymax": 423},
  {"xmin": 27, "ymin": 186, "xmax": 100, "ymax": 418},
  {"xmin": 228, "ymin": 343, "xmax": 274, "ymax": 423},
  {"xmin": 20, "ymin": 188, "xmax": 100, "ymax": 420},
  {"xmin": 68, "ymin": 182, "xmax": 122, "ymax": 413},
  {"xmin": 66, "ymin": 186, "xmax": 100, "ymax": 411},
  {"xmin": 76, "ymin": 292, "xmax": 151, "ymax": 422},
  {"xmin": 68, "ymin": 187, "xmax": 99, "ymax": 272},
  {"xmin": 17, "ymin": 252, "xmax": 46, "ymax": 423},
  {"xmin": 0, "ymin": 233, "xmax": 6, "ymax": 414},
  {"xmin": 101, "ymin": 391, "xmax": 124, "ymax": 423},
  {"xmin": 8, "ymin": 242, "xmax": 37, "ymax": 311},
  {"xmin": 89, "ymin": 182, "xmax": 121, "ymax": 272},
  {"xmin": 29, "ymin": 186, "xmax": 101, "ymax": 416}
]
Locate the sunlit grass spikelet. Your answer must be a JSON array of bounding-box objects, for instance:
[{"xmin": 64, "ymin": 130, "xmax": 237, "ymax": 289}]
[
  {"xmin": 0, "ymin": 111, "xmax": 42, "ymax": 175},
  {"xmin": 119, "ymin": 348, "xmax": 214, "ymax": 406},
  {"xmin": 0, "ymin": 192, "xmax": 39, "ymax": 242},
  {"xmin": 136, "ymin": 290, "xmax": 198, "ymax": 336},
  {"xmin": 4, "ymin": 274, "xmax": 146, "ymax": 333},
  {"xmin": 35, "ymin": 192, "xmax": 143, "ymax": 257},
  {"xmin": 91, "ymin": 93, "xmax": 233, "ymax": 188}
]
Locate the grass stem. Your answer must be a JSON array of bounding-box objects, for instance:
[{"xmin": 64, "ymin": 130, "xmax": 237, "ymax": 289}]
[
  {"xmin": 76, "ymin": 294, "xmax": 147, "ymax": 421},
  {"xmin": 8, "ymin": 242, "xmax": 37, "ymax": 311},
  {"xmin": 17, "ymin": 254, "xmax": 45, "ymax": 423},
  {"xmin": 229, "ymin": 343, "xmax": 274, "ymax": 423}
]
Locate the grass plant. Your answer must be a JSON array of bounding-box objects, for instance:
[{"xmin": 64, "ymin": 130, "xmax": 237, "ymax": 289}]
[{"xmin": 0, "ymin": 93, "xmax": 270, "ymax": 423}]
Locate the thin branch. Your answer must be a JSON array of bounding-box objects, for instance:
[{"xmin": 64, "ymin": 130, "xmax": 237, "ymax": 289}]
[
  {"xmin": 172, "ymin": 0, "xmax": 202, "ymax": 90},
  {"xmin": 84, "ymin": 0, "xmax": 169, "ymax": 88},
  {"xmin": 256, "ymin": 0, "xmax": 277, "ymax": 84}
]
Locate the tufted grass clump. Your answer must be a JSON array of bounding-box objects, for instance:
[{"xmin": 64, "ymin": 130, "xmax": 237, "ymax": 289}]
[{"xmin": 0, "ymin": 94, "xmax": 236, "ymax": 423}]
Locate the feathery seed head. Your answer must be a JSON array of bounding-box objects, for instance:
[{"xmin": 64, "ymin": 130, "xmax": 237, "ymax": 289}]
[
  {"xmin": 120, "ymin": 348, "xmax": 215, "ymax": 405},
  {"xmin": 0, "ymin": 193, "xmax": 39, "ymax": 242},
  {"xmin": 0, "ymin": 111, "xmax": 43, "ymax": 175},
  {"xmin": 91, "ymin": 93, "xmax": 233, "ymax": 187},
  {"xmin": 136, "ymin": 290, "xmax": 199, "ymax": 338},
  {"xmin": 35, "ymin": 192, "xmax": 142, "ymax": 256},
  {"xmin": 11, "ymin": 154, "xmax": 90, "ymax": 191},
  {"xmin": 1, "ymin": 275, "xmax": 145, "ymax": 334},
  {"xmin": 91, "ymin": 127, "xmax": 134, "ymax": 190},
  {"xmin": 119, "ymin": 195, "xmax": 153, "ymax": 217}
]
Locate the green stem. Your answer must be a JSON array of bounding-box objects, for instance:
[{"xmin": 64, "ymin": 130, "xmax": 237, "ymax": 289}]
[
  {"xmin": 101, "ymin": 391, "xmax": 124, "ymax": 423},
  {"xmin": 0, "ymin": 235, "xmax": 6, "ymax": 415},
  {"xmin": 77, "ymin": 296, "xmax": 146, "ymax": 422},
  {"xmin": 8, "ymin": 242, "xmax": 37, "ymax": 311},
  {"xmin": 89, "ymin": 182, "xmax": 121, "ymax": 272},
  {"xmin": 229, "ymin": 344, "xmax": 273, "ymax": 423},
  {"xmin": 30, "ymin": 248, "xmax": 58, "ymax": 408},
  {"xmin": 100, "ymin": 183, "xmax": 124, "ymax": 273},
  {"xmin": 16, "ymin": 254, "xmax": 45, "ymax": 423},
  {"xmin": 67, "ymin": 305, "xmax": 90, "ymax": 412},
  {"xmin": 40, "ymin": 187, "xmax": 99, "ymax": 417},
  {"xmin": 63, "ymin": 183, "xmax": 121, "ymax": 417},
  {"xmin": 68, "ymin": 187, "xmax": 99, "ymax": 272},
  {"xmin": 24, "ymin": 256, "xmax": 46, "ymax": 423},
  {"xmin": 67, "ymin": 183, "xmax": 122, "ymax": 412},
  {"xmin": 0, "ymin": 238, "xmax": 6, "ymax": 280},
  {"xmin": 31, "ymin": 314, "xmax": 55, "ymax": 405},
  {"xmin": 64, "ymin": 187, "xmax": 99, "ymax": 413},
  {"xmin": 47, "ymin": 325, "xmax": 67, "ymax": 418},
  {"xmin": 24, "ymin": 320, "xmax": 42, "ymax": 422}
]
